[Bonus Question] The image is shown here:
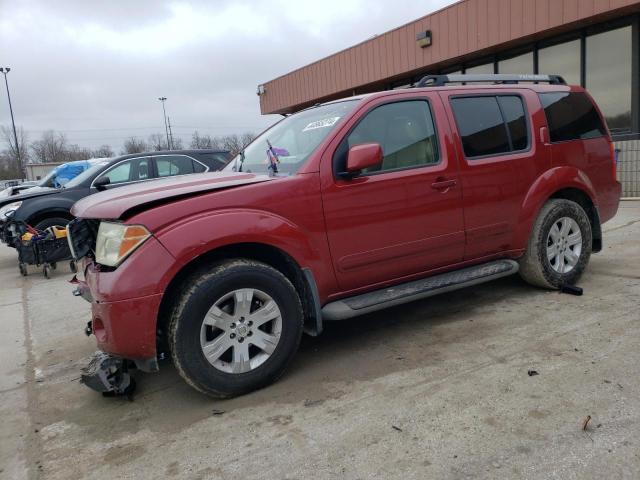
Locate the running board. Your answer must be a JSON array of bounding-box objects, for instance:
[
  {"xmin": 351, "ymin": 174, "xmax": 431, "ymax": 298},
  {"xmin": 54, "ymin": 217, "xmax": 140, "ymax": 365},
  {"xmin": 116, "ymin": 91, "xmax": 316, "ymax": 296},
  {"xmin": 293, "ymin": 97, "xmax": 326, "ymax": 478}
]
[{"xmin": 322, "ymin": 259, "xmax": 519, "ymax": 321}]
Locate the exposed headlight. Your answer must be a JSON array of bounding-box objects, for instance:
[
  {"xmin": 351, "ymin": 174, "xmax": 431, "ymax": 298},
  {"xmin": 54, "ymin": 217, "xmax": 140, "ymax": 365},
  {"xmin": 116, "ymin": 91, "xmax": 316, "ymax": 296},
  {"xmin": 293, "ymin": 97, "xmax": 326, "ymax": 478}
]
[
  {"xmin": 95, "ymin": 221, "xmax": 151, "ymax": 267},
  {"xmin": 0, "ymin": 201, "xmax": 22, "ymax": 220}
]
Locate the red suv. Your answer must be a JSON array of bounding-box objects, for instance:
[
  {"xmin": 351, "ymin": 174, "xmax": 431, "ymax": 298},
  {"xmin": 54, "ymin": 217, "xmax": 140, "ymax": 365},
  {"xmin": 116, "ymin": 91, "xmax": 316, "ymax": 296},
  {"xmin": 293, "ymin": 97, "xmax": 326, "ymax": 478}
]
[{"xmin": 69, "ymin": 74, "xmax": 621, "ymax": 398}]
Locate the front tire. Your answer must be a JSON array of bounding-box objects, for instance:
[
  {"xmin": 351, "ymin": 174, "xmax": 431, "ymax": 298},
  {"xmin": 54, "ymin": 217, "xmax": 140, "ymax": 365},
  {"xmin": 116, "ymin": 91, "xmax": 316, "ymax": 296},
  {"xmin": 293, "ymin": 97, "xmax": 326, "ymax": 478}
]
[
  {"xmin": 518, "ymin": 199, "xmax": 592, "ymax": 289},
  {"xmin": 169, "ymin": 259, "xmax": 303, "ymax": 398}
]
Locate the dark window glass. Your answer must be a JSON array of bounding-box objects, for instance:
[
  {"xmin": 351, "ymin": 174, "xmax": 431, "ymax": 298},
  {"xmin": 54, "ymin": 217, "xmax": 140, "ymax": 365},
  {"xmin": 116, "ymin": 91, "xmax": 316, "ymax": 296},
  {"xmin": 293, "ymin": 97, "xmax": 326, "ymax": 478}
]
[
  {"xmin": 451, "ymin": 97, "xmax": 510, "ymax": 157},
  {"xmin": 539, "ymin": 92, "xmax": 607, "ymax": 142},
  {"xmin": 498, "ymin": 96, "xmax": 528, "ymax": 151},
  {"xmin": 346, "ymin": 100, "xmax": 439, "ymax": 173},
  {"xmin": 156, "ymin": 155, "xmax": 195, "ymax": 177},
  {"xmin": 192, "ymin": 160, "xmax": 207, "ymax": 173},
  {"xmin": 586, "ymin": 26, "xmax": 632, "ymax": 133}
]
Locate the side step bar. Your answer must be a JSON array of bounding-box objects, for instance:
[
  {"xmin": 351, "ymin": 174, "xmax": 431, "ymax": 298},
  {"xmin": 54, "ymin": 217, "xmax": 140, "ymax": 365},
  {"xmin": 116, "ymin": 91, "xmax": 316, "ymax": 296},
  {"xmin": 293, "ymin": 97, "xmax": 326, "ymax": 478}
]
[{"xmin": 322, "ymin": 259, "xmax": 519, "ymax": 321}]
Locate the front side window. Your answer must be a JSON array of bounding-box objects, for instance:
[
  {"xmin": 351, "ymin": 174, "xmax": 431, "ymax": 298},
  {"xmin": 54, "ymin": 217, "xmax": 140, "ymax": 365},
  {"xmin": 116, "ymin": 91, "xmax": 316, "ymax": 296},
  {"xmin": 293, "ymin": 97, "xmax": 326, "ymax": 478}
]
[
  {"xmin": 539, "ymin": 92, "xmax": 607, "ymax": 142},
  {"xmin": 99, "ymin": 161, "xmax": 132, "ymax": 184},
  {"xmin": 223, "ymin": 100, "xmax": 358, "ymax": 176},
  {"xmin": 156, "ymin": 155, "xmax": 195, "ymax": 177},
  {"xmin": 343, "ymin": 100, "xmax": 439, "ymax": 173},
  {"xmin": 451, "ymin": 95, "xmax": 529, "ymax": 158}
]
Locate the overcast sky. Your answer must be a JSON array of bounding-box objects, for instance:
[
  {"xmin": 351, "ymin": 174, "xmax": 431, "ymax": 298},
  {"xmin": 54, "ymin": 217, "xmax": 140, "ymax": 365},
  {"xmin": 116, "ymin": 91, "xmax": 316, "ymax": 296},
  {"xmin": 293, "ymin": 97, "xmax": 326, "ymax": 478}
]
[{"xmin": 0, "ymin": 0, "xmax": 454, "ymax": 152}]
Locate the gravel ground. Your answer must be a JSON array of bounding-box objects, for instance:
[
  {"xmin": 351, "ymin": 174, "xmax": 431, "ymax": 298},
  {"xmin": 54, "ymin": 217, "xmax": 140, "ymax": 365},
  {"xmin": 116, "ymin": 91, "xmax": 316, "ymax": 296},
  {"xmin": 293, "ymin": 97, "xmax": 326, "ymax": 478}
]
[{"xmin": 1, "ymin": 201, "xmax": 639, "ymax": 480}]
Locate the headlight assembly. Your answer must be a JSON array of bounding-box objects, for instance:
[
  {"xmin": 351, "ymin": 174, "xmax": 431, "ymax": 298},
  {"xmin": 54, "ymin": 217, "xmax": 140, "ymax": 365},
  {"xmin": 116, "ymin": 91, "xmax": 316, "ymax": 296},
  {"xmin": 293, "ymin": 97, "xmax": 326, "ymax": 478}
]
[
  {"xmin": 0, "ymin": 201, "xmax": 22, "ymax": 219},
  {"xmin": 95, "ymin": 221, "xmax": 151, "ymax": 267}
]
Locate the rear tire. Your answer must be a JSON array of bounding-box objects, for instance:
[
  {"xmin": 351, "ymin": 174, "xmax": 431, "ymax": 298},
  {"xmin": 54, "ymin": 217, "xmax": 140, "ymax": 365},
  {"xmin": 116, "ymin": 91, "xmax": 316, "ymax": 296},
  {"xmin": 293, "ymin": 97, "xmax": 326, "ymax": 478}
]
[
  {"xmin": 518, "ymin": 199, "xmax": 592, "ymax": 289},
  {"xmin": 169, "ymin": 259, "xmax": 303, "ymax": 398}
]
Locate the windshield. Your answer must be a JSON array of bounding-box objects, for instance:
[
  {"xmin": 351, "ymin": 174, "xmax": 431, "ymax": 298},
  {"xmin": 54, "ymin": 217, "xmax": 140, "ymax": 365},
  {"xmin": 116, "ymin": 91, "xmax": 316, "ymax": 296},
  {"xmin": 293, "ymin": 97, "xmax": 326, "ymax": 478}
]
[
  {"xmin": 37, "ymin": 168, "xmax": 60, "ymax": 188},
  {"xmin": 64, "ymin": 162, "xmax": 110, "ymax": 188},
  {"xmin": 223, "ymin": 100, "xmax": 359, "ymax": 176}
]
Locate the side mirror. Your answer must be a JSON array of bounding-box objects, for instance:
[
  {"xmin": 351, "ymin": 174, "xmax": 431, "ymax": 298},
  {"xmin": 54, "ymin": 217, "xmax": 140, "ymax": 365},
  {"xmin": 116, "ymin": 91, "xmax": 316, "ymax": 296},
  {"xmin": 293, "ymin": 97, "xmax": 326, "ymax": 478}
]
[
  {"xmin": 94, "ymin": 176, "xmax": 111, "ymax": 191},
  {"xmin": 344, "ymin": 143, "xmax": 383, "ymax": 177}
]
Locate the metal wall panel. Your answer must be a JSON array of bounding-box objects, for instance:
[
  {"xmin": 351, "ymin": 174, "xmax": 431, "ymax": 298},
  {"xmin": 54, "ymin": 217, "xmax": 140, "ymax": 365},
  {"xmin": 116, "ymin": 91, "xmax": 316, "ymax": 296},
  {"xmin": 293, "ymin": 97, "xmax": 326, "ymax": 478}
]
[{"xmin": 259, "ymin": 0, "xmax": 640, "ymax": 114}]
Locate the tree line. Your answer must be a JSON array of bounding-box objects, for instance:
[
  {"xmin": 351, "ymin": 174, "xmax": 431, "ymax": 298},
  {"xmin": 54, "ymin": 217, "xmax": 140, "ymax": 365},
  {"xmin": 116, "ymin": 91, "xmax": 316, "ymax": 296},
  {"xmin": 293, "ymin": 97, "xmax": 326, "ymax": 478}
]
[{"xmin": 0, "ymin": 126, "xmax": 256, "ymax": 180}]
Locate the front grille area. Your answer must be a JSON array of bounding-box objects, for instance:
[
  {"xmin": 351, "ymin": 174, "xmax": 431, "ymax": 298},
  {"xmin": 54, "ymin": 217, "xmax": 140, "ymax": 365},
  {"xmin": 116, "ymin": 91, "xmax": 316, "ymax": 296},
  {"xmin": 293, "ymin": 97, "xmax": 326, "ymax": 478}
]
[{"xmin": 67, "ymin": 218, "xmax": 99, "ymax": 260}]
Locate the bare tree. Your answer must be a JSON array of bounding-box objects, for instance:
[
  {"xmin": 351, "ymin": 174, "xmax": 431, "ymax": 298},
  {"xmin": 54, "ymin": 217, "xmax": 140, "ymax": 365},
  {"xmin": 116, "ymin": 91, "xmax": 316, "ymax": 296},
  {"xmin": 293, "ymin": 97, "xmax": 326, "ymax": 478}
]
[
  {"xmin": 30, "ymin": 130, "xmax": 68, "ymax": 163},
  {"xmin": 0, "ymin": 125, "xmax": 28, "ymax": 175},
  {"xmin": 92, "ymin": 145, "xmax": 114, "ymax": 158},
  {"xmin": 65, "ymin": 144, "xmax": 93, "ymax": 161},
  {"xmin": 240, "ymin": 132, "xmax": 257, "ymax": 148},
  {"xmin": 171, "ymin": 136, "xmax": 184, "ymax": 150},
  {"xmin": 190, "ymin": 131, "xmax": 213, "ymax": 149},
  {"xmin": 122, "ymin": 137, "xmax": 148, "ymax": 154},
  {"xmin": 148, "ymin": 133, "xmax": 168, "ymax": 151}
]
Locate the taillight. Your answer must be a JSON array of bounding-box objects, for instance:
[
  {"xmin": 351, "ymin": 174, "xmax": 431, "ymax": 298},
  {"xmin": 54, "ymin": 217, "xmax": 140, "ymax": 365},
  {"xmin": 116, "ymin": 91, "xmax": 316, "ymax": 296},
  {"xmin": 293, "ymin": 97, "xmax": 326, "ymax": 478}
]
[{"xmin": 610, "ymin": 142, "xmax": 617, "ymax": 180}]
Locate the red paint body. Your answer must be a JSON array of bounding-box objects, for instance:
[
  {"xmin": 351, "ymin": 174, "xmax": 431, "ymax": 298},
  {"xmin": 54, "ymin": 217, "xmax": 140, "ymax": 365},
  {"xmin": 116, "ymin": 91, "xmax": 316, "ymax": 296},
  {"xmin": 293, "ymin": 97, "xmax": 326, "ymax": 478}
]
[{"xmin": 72, "ymin": 84, "xmax": 621, "ymax": 362}]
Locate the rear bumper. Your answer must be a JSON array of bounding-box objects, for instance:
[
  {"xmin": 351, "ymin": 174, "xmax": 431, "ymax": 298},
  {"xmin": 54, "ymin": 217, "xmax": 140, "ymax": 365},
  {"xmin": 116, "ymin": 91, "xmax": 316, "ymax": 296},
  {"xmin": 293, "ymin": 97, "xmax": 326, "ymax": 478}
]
[{"xmin": 599, "ymin": 181, "xmax": 622, "ymax": 224}]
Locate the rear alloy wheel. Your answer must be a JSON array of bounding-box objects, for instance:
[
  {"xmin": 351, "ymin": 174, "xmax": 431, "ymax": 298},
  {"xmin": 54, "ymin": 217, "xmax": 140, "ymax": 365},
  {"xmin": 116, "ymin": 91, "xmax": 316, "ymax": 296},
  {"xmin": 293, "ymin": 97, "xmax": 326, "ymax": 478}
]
[
  {"xmin": 170, "ymin": 259, "xmax": 303, "ymax": 398},
  {"xmin": 518, "ymin": 199, "xmax": 592, "ymax": 289}
]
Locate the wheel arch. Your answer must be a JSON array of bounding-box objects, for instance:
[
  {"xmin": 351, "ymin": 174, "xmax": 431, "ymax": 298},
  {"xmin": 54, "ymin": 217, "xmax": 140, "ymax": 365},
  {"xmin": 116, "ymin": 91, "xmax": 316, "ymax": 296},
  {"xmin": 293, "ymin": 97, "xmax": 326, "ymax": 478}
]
[
  {"xmin": 156, "ymin": 242, "xmax": 322, "ymax": 356},
  {"xmin": 516, "ymin": 167, "xmax": 601, "ymax": 252},
  {"xmin": 26, "ymin": 208, "xmax": 74, "ymax": 227}
]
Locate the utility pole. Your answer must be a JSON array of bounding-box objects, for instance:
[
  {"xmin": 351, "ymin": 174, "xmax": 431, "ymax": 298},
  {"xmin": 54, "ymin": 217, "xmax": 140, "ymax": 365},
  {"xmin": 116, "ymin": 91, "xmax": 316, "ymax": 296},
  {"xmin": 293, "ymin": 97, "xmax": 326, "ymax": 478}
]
[
  {"xmin": 167, "ymin": 116, "xmax": 175, "ymax": 150},
  {"xmin": 158, "ymin": 97, "xmax": 170, "ymax": 150},
  {"xmin": 1, "ymin": 67, "xmax": 23, "ymax": 179}
]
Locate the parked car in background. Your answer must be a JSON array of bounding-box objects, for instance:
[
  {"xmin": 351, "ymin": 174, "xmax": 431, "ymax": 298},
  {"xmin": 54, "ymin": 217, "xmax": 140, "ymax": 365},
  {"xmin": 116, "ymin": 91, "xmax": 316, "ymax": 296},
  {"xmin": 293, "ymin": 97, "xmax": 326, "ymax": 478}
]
[
  {"xmin": 68, "ymin": 75, "xmax": 620, "ymax": 398},
  {"xmin": 0, "ymin": 181, "xmax": 39, "ymax": 198},
  {"xmin": 0, "ymin": 159, "xmax": 108, "ymax": 200},
  {"xmin": 0, "ymin": 149, "xmax": 231, "ymax": 246}
]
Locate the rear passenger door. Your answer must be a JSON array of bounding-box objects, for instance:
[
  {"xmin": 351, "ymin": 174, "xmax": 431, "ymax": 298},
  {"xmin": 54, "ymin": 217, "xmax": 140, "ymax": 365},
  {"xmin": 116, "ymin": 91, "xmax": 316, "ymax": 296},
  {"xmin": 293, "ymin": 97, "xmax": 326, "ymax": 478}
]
[
  {"xmin": 443, "ymin": 91, "xmax": 549, "ymax": 260},
  {"xmin": 321, "ymin": 95, "xmax": 465, "ymax": 292}
]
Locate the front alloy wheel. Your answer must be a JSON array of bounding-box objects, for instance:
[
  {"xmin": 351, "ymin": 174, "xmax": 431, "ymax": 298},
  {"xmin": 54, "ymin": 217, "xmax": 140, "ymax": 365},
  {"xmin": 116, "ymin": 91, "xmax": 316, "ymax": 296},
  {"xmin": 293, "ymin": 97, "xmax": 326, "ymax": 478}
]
[
  {"xmin": 170, "ymin": 259, "xmax": 303, "ymax": 398},
  {"xmin": 200, "ymin": 288, "xmax": 283, "ymax": 374}
]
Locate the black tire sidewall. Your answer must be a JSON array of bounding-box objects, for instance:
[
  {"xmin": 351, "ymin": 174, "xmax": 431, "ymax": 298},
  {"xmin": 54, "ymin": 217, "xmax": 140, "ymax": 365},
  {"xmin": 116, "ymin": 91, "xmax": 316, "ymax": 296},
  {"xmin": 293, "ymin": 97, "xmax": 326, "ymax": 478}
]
[
  {"xmin": 171, "ymin": 260, "xmax": 303, "ymax": 397},
  {"xmin": 536, "ymin": 201, "xmax": 592, "ymax": 287}
]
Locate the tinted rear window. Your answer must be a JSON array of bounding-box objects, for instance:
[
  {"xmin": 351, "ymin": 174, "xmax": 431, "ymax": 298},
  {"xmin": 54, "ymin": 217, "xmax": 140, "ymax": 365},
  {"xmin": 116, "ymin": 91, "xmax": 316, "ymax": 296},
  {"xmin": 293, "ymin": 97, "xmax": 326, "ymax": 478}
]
[
  {"xmin": 450, "ymin": 97, "xmax": 510, "ymax": 157},
  {"xmin": 539, "ymin": 92, "xmax": 607, "ymax": 142},
  {"xmin": 450, "ymin": 95, "xmax": 529, "ymax": 158},
  {"xmin": 498, "ymin": 96, "xmax": 528, "ymax": 151}
]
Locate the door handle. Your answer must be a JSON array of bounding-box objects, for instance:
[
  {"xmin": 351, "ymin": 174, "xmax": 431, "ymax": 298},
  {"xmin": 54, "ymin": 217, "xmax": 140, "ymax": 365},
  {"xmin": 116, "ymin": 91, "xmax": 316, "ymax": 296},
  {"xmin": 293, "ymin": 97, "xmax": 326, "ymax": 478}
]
[{"xmin": 431, "ymin": 178, "xmax": 457, "ymax": 191}]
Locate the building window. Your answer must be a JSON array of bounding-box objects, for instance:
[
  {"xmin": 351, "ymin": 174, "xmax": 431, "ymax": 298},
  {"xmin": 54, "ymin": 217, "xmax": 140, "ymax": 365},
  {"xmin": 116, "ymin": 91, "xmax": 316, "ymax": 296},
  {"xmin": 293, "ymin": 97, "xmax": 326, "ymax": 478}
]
[
  {"xmin": 465, "ymin": 63, "xmax": 494, "ymax": 74},
  {"xmin": 498, "ymin": 52, "xmax": 534, "ymax": 74},
  {"xmin": 538, "ymin": 39, "xmax": 581, "ymax": 86},
  {"xmin": 586, "ymin": 26, "xmax": 632, "ymax": 133}
]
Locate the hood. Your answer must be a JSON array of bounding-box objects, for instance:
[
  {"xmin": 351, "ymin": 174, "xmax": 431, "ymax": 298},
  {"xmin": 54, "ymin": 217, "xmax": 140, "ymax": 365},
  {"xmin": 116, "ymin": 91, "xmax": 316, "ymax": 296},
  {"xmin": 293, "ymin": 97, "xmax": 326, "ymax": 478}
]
[
  {"xmin": 0, "ymin": 186, "xmax": 59, "ymax": 207},
  {"xmin": 71, "ymin": 172, "xmax": 274, "ymax": 220}
]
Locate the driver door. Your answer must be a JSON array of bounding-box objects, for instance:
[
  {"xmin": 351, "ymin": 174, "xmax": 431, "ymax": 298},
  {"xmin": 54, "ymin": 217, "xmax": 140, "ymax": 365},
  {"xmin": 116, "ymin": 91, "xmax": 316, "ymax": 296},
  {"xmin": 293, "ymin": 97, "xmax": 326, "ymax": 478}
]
[{"xmin": 321, "ymin": 95, "xmax": 465, "ymax": 292}]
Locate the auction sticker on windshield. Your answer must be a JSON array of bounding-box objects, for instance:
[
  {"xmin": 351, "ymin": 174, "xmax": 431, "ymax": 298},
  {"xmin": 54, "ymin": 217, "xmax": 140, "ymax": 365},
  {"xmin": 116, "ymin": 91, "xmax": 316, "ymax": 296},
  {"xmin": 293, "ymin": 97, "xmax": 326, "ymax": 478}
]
[{"xmin": 302, "ymin": 116, "xmax": 340, "ymax": 132}]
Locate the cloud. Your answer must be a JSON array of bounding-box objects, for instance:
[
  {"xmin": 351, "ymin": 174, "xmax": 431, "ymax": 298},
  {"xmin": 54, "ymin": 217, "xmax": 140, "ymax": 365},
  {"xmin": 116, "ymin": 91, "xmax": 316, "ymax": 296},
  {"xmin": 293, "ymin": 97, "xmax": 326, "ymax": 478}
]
[{"xmin": 0, "ymin": 0, "xmax": 454, "ymax": 152}]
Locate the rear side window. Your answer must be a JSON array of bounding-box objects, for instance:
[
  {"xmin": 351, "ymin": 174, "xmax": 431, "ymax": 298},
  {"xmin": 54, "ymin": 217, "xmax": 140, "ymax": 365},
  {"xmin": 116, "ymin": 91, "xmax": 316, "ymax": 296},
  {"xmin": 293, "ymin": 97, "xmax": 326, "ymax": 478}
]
[
  {"xmin": 156, "ymin": 155, "xmax": 195, "ymax": 177},
  {"xmin": 539, "ymin": 92, "xmax": 607, "ymax": 142},
  {"xmin": 450, "ymin": 95, "xmax": 529, "ymax": 158}
]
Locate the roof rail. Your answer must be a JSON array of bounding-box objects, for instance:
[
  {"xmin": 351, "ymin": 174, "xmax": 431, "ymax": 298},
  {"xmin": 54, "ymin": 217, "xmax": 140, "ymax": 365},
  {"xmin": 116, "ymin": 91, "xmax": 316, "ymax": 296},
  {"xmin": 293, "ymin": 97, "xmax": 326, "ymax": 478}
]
[{"xmin": 414, "ymin": 74, "xmax": 567, "ymax": 88}]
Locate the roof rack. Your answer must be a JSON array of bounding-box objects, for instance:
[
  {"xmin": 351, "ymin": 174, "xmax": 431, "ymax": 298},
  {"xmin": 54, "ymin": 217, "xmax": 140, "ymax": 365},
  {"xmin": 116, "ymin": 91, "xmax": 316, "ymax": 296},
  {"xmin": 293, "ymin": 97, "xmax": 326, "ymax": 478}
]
[{"xmin": 414, "ymin": 74, "xmax": 566, "ymax": 88}]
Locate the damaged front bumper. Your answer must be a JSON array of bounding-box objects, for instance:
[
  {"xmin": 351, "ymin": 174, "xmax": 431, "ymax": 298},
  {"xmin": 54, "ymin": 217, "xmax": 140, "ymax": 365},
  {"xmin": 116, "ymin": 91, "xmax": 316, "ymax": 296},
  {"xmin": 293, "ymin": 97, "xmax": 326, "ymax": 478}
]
[{"xmin": 81, "ymin": 351, "xmax": 135, "ymax": 395}]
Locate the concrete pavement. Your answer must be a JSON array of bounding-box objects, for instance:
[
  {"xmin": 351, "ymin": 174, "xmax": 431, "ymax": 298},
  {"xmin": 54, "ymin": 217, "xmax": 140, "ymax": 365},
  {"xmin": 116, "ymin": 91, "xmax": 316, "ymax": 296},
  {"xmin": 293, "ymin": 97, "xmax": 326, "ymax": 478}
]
[{"xmin": 1, "ymin": 202, "xmax": 639, "ymax": 480}]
